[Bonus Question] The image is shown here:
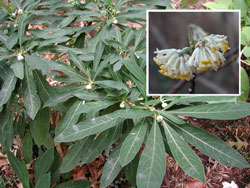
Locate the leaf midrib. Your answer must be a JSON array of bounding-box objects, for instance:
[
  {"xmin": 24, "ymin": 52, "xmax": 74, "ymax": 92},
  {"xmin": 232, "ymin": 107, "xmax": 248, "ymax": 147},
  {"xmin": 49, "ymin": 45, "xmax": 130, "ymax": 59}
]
[
  {"xmin": 172, "ymin": 123, "xmax": 245, "ymax": 166},
  {"xmin": 164, "ymin": 123, "xmax": 200, "ymax": 177}
]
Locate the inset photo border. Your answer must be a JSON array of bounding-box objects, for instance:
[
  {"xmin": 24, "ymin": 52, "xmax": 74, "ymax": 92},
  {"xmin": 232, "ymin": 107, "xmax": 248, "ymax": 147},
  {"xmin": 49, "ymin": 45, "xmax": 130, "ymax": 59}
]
[{"xmin": 146, "ymin": 10, "xmax": 240, "ymax": 96}]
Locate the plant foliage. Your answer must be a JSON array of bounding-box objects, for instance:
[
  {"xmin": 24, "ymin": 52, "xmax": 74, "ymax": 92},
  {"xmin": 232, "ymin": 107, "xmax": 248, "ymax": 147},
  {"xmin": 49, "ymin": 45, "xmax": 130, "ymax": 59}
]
[{"xmin": 0, "ymin": 0, "xmax": 249, "ymax": 187}]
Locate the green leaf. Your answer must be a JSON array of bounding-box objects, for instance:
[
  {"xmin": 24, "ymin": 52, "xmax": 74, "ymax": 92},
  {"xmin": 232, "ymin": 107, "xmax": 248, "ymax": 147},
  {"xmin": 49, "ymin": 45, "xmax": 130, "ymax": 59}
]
[
  {"xmin": 93, "ymin": 41, "xmax": 104, "ymax": 71},
  {"xmin": 171, "ymin": 123, "xmax": 250, "ymax": 168},
  {"xmin": 7, "ymin": 151, "xmax": 30, "ymax": 188},
  {"xmin": 203, "ymin": 0, "xmax": 233, "ymax": 9},
  {"xmin": 123, "ymin": 60, "xmax": 146, "ymax": 85},
  {"xmin": 7, "ymin": 32, "xmax": 18, "ymax": 50},
  {"xmin": 243, "ymin": 47, "xmax": 250, "ymax": 58},
  {"xmin": 54, "ymin": 180, "xmax": 91, "ymax": 188},
  {"xmin": 233, "ymin": 0, "xmax": 248, "ymax": 17},
  {"xmin": 123, "ymin": 28, "xmax": 134, "ymax": 48},
  {"xmin": 162, "ymin": 121, "xmax": 205, "ymax": 182},
  {"xmin": 72, "ymin": 90, "xmax": 106, "ymax": 101},
  {"xmin": 81, "ymin": 130, "xmax": 110, "ymax": 165},
  {"xmin": 160, "ymin": 112, "xmax": 185, "ymax": 125},
  {"xmin": 23, "ymin": 65, "xmax": 41, "ymax": 120},
  {"xmin": 237, "ymin": 68, "xmax": 249, "ymax": 102},
  {"xmin": 22, "ymin": 132, "xmax": 33, "ymax": 162},
  {"xmin": 136, "ymin": 120, "xmax": 166, "ymax": 188},
  {"xmin": 10, "ymin": 61, "xmax": 24, "ymax": 79},
  {"xmin": 0, "ymin": 2, "xmax": 12, "ymax": 13},
  {"xmin": 39, "ymin": 37, "xmax": 70, "ymax": 48},
  {"xmin": 43, "ymin": 85, "xmax": 85, "ymax": 107},
  {"xmin": 0, "ymin": 31, "xmax": 8, "ymax": 44},
  {"xmin": 124, "ymin": 154, "xmax": 139, "ymax": 186},
  {"xmin": 59, "ymin": 15, "xmax": 76, "ymax": 28},
  {"xmin": 169, "ymin": 102, "xmax": 250, "ymax": 120},
  {"xmin": 242, "ymin": 27, "xmax": 250, "ymax": 42},
  {"xmin": 60, "ymin": 138, "xmax": 88, "ymax": 173},
  {"xmin": 95, "ymin": 80, "xmax": 129, "ymax": 92},
  {"xmin": 29, "ymin": 27, "xmax": 81, "ymax": 39},
  {"xmin": 241, "ymin": 32, "xmax": 248, "ymax": 45},
  {"xmin": 0, "ymin": 70, "xmax": 17, "ymax": 108},
  {"xmin": 68, "ymin": 51, "xmax": 88, "ymax": 76},
  {"xmin": 35, "ymin": 173, "xmax": 50, "ymax": 188},
  {"xmin": 30, "ymin": 108, "xmax": 50, "ymax": 147},
  {"xmin": 75, "ymin": 100, "xmax": 116, "ymax": 115},
  {"xmin": 55, "ymin": 111, "xmax": 125, "ymax": 143},
  {"xmin": 10, "ymin": 0, "xmax": 21, "ymax": 9},
  {"xmin": 35, "ymin": 148, "xmax": 54, "ymax": 184},
  {"xmin": 100, "ymin": 137, "xmax": 123, "ymax": 188},
  {"xmin": 115, "ymin": 109, "xmax": 153, "ymax": 119},
  {"xmin": 119, "ymin": 119, "xmax": 147, "ymax": 167},
  {"xmin": 18, "ymin": 15, "xmax": 29, "ymax": 47},
  {"xmin": 33, "ymin": 70, "xmax": 56, "ymax": 103},
  {"xmin": 57, "ymin": 100, "xmax": 83, "ymax": 134}
]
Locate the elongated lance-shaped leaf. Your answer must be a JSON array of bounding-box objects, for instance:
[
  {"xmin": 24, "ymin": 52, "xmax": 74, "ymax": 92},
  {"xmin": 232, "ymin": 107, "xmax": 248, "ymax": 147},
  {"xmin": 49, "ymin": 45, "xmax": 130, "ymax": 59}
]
[
  {"xmin": 75, "ymin": 100, "xmax": 116, "ymax": 115},
  {"xmin": 11, "ymin": 0, "xmax": 21, "ymax": 9},
  {"xmin": 7, "ymin": 32, "xmax": 18, "ymax": 50},
  {"xmin": 68, "ymin": 51, "xmax": 88, "ymax": 76},
  {"xmin": 7, "ymin": 151, "xmax": 30, "ymax": 188},
  {"xmin": 123, "ymin": 28, "xmax": 134, "ymax": 48},
  {"xmin": 123, "ymin": 59, "xmax": 146, "ymax": 85},
  {"xmin": 169, "ymin": 102, "xmax": 250, "ymax": 120},
  {"xmin": 136, "ymin": 120, "xmax": 166, "ymax": 188},
  {"xmin": 60, "ymin": 138, "xmax": 89, "ymax": 173},
  {"xmin": 10, "ymin": 60, "xmax": 24, "ymax": 80},
  {"xmin": 125, "ymin": 154, "xmax": 139, "ymax": 186},
  {"xmin": 100, "ymin": 134, "xmax": 125, "ymax": 188},
  {"xmin": 134, "ymin": 27, "xmax": 145, "ymax": 50},
  {"xmin": 55, "ymin": 111, "xmax": 125, "ymax": 143},
  {"xmin": 160, "ymin": 112, "xmax": 185, "ymax": 125},
  {"xmin": 30, "ymin": 108, "xmax": 50, "ymax": 147},
  {"xmin": 120, "ymin": 119, "xmax": 147, "ymax": 167},
  {"xmin": 23, "ymin": 65, "xmax": 41, "ymax": 120},
  {"xmin": 43, "ymin": 85, "xmax": 85, "ymax": 107},
  {"xmin": 35, "ymin": 173, "xmax": 50, "ymax": 188},
  {"xmin": 171, "ymin": 123, "xmax": 250, "ymax": 168},
  {"xmin": 95, "ymin": 80, "xmax": 129, "ymax": 92},
  {"xmin": 93, "ymin": 41, "xmax": 104, "ymax": 71},
  {"xmin": 162, "ymin": 121, "xmax": 205, "ymax": 182},
  {"xmin": 57, "ymin": 100, "xmax": 84, "ymax": 134},
  {"xmin": 81, "ymin": 129, "xmax": 110, "ymax": 165},
  {"xmin": 35, "ymin": 148, "xmax": 54, "ymax": 184},
  {"xmin": 33, "ymin": 70, "xmax": 56, "ymax": 103},
  {"xmin": 18, "ymin": 15, "xmax": 30, "ymax": 47},
  {"xmin": 0, "ymin": 70, "xmax": 17, "ymax": 108}
]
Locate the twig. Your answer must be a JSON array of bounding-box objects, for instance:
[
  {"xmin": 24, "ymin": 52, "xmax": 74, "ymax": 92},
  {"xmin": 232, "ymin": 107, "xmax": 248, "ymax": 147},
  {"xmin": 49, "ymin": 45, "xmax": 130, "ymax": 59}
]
[{"xmin": 189, "ymin": 74, "xmax": 196, "ymax": 94}]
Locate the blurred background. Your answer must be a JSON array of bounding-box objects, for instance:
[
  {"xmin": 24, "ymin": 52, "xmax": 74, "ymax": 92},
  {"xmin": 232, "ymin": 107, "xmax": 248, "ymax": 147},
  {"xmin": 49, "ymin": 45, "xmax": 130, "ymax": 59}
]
[{"xmin": 148, "ymin": 11, "xmax": 240, "ymax": 94}]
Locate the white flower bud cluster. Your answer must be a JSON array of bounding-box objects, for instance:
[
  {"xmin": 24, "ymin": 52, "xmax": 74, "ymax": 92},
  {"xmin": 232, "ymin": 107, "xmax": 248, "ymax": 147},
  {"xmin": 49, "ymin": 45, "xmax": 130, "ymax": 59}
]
[
  {"xmin": 18, "ymin": 9, "xmax": 23, "ymax": 15},
  {"xmin": 153, "ymin": 29, "xmax": 229, "ymax": 80},
  {"xmin": 153, "ymin": 48, "xmax": 195, "ymax": 81},
  {"xmin": 186, "ymin": 34, "xmax": 229, "ymax": 71},
  {"xmin": 156, "ymin": 115, "xmax": 163, "ymax": 122},
  {"xmin": 112, "ymin": 18, "xmax": 118, "ymax": 24},
  {"xmin": 17, "ymin": 53, "xmax": 24, "ymax": 61}
]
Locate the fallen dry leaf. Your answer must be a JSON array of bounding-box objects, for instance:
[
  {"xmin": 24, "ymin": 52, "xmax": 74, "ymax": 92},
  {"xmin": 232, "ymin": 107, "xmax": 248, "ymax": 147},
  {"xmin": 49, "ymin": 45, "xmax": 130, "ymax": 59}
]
[
  {"xmin": 227, "ymin": 136, "xmax": 248, "ymax": 150},
  {"xmin": 185, "ymin": 180, "xmax": 206, "ymax": 188}
]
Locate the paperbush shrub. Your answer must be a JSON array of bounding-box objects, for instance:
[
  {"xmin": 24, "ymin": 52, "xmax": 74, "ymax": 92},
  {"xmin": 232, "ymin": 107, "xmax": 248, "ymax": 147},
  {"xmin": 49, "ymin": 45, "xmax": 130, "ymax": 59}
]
[{"xmin": 0, "ymin": 0, "xmax": 249, "ymax": 187}]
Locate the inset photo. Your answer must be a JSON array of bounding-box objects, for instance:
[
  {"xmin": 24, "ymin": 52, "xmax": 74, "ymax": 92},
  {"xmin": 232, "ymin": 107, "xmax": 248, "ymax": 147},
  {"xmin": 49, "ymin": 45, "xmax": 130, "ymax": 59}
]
[{"xmin": 147, "ymin": 10, "xmax": 240, "ymax": 95}]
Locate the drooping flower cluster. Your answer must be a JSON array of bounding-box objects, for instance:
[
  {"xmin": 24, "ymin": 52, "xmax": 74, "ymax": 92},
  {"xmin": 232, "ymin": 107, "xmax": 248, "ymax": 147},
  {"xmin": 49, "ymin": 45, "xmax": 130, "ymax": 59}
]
[
  {"xmin": 153, "ymin": 25, "xmax": 229, "ymax": 81},
  {"xmin": 153, "ymin": 48, "xmax": 195, "ymax": 81},
  {"xmin": 186, "ymin": 34, "xmax": 229, "ymax": 71}
]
